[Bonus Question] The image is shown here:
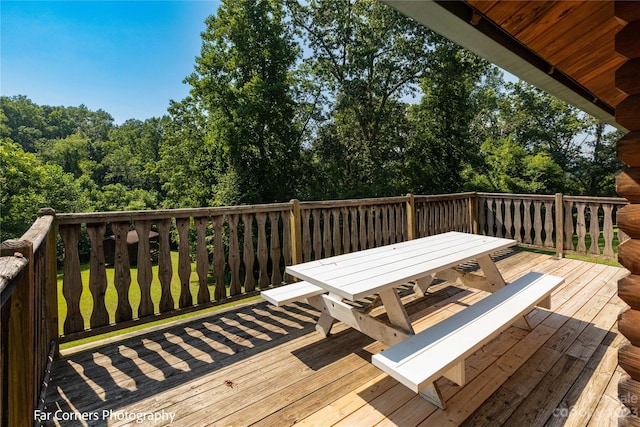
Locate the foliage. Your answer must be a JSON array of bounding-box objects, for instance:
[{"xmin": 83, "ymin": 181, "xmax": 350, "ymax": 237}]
[{"xmin": 0, "ymin": 1, "xmax": 627, "ymax": 242}]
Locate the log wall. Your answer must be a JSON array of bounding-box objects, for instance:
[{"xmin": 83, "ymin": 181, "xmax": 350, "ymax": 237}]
[{"xmin": 615, "ymin": 2, "xmax": 640, "ymax": 423}]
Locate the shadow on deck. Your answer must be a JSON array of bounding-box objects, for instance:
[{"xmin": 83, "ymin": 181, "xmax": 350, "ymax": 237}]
[{"xmin": 42, "ymin": 250, "xmax": 631, "ymax": 426}]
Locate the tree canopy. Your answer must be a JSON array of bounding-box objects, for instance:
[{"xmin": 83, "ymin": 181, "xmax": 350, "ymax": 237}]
[{"xmin": 0, "ymin": 0, "xmax": 624, "ymax": 241}]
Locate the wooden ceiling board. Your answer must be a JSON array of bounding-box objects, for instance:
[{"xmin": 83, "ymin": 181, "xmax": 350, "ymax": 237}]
[
  {"xmin": 471, "ymin": 1, "xmax": 531, "ymax": 28},
  {"xmin": 541, "ymin": 3, "xmax": 616, "ymax": 65},
  {"xmin": 469, "ymin": 1, "xmax": 500, "ymax": 14},
  {"xmin": 557, "ymin": 26, "xmax": 619, "ymax": 77},
  {"xmin": 507, "ymin": 1, "xmax": 585, "ymax": 46},
  {"xmin": 497, "ymin": 2, "xmax": 560, "ymax": 38}
]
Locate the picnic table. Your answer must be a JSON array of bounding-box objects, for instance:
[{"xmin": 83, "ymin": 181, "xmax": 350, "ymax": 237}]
[{"xmin": 262, "ymin": 231, "xmax": 563, "ymax": 409}]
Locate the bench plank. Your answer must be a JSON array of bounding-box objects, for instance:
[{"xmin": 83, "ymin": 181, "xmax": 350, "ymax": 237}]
[
  {"xmin": 261, "ymin": 281, "xmax": 325, "ymax": 307},
  {"xmin": 371, "ymin": 272, "xmax": 564, "ymax": 407}
]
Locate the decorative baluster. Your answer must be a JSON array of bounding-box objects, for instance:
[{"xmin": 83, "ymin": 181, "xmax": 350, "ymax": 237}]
[
  {"xmin": 359, "ymin": 206, "xmax": 367, "ymax": 249},
  {"xmin": 496, "ymin": 199, "xmax": 505, "ymax": 238},
  {"xmin": 350, "ymin": 207, "xmax": 359, "ymax": 251},
  {"xmin": 301, "ymin": 209, "xmax": 312, "ymax": 262},
  {"xmin": 381, "ymin": 206, "xmax": 389, "ymax": 245},
  {"xmin": 332, "ymin": 208, "xmax": 342, "ymax": 255},
  {"xmin": 242, "ymin": 213, "xmax": 256, "ymax": 291},
  {"xmin": 588, "ymin": 203, "xmax": 601, "ymax": 255},
  {"xmin": 389, "ymin": 205, "xmax": 397, "ymax": 244},
  {"xmin": 533, "ymin": 201, "xmax": 543, "ymax": 247},
  {"xmin": 156, "ymin": 219, "xmax": 174, "ymax": 312},
  {"xmin": 478, "ymin": 198, "xmax": 486, "ymax": 236},
  {"xmin": 194, "ymin": 217, "xmax": 210, "ymax": 305},
  {"xmin": 523, "ymin": 200, "xmax": 533, "ymax": 244},
  {"xmin": 112, "ymin": 221, "xmax": 134, "ymax": 321},
  {"xmin": 212, "ymin": 215, "xmax": 226, "ymax": 298},
  {"xmin": 135, "ymin": 220, "xmax": 154, "ymax": 317},
  {"xmin": 576, "ymin": 203, "xmax": 587, "ymax": 253},
  {"xmin": 269, "ymin": 212, "xmax": 282, "ymax": 285},
  {"xmin": 86, "ymin": 223, "xmax": 108, "ymax": 328},
  {"xmin": 176, "ymin": 218, "xmax": 192, "ymax": 308},
  {"xmin": 564, "ymin": 200, "xmax": 575, "ymax": 251},
  {"xmin": 342, "ymin": 207, "xmax": 350, "ymax": 253},
  {"xmin": 543, "ymin": 201, "xmax": 554, "ymax": 248},
  {"xmin": 504, "ymin": 199, "xmax": 513, "ymax": 239},
  {"xmin": 513, "ymin": 199, "xmax": 523, "ymax": 242},
  {"xmin": 323, "ymin": 210, "xmax": 331, "ymax": 257},
  {"xmin": 256, "ymin": 212, "xmax": 269, "ymax": 288},
  {"xmin": 312, "ymin": 210, "xmax": 322, "ymax": 260},
  {"xmin": 60, "ymin": 224, "xmax": 85, "ymax": 333},
  {"xmin": 487, "ymin": 199, "xmax": 495, "ymax": 237},
  {"xmin": 228, "ymin": 214, "xmax": 241, "ymax": 295},
  {"xmin": 282, "ymin": 212, "xmax": 292, "ymax": 281},
  {"xmin": 602, "ymin": 204, "xmax": 615, "ymax": 258},
  {"xmin": 368, "ymin": 206, "xmax": 375, "ymax": 247}
]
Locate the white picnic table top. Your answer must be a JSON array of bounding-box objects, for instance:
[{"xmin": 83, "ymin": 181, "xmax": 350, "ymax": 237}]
[{"xmin": 285, "ymin": 231, "xmax": 517, "ymax": 301}]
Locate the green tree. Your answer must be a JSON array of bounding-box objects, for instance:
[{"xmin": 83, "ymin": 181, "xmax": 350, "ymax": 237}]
[{"xmin": 184, "ymin": 0, "xmax": 302, "ymax": 205}]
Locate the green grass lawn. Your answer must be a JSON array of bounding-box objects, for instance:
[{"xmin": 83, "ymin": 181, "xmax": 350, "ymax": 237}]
[{"xmin": 57, "ymin": 251, "xmax": 260, "ymax": 350}]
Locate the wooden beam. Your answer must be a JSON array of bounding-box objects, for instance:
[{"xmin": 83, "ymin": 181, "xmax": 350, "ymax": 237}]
[
  {"xmin": 619, "ymin": 205, "xmax": 640, "ymax": 238},
  {"xmin": 619, "ymin": 239, "xmax": 640, "ymax": 274},
  {"xmin": 615, "ymin": 21, "xmax": 640, "ymax": 59},
  {"xmin": 618, "ymin": 132, "xmax": 640, "ymax": 166},
  {"xmin": 615, "ymin": 1, "xmax": 640, "ymax": 23},
  {"xmin": 620, "ymin": 275, "xmax": 640, "ymax": 311},
  {"xmin": 620, "ymin": 341, "xmax": 640, "ymax": 381},
  {"xmin": 616, "ymin": 95, "xmax": 640, "ymax": 130},
  {"xmin": 620, "ymin": 306, "xmax": 640, "ymax": 347},
  {"xmin": 617, "ymin": 168, "xmax": 640, "ymax": 202},
  {"xmin": 616, "ymin": 58, "xmax": 640, "ymax": 96}
]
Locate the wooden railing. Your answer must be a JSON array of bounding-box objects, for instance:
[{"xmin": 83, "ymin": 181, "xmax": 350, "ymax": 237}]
[
  {"xmin": 477, "ymin": 193, "xmax": 628, "ymax": 260},
  {"xmin": 55, "ymin": 194, "xmax": 479, "ymax": 342},
  {"xmin": 0, "ymin": 210, "xmax": 57, "ymax": 427}
]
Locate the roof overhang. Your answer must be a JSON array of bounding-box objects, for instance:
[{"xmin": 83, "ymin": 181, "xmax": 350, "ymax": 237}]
[{"xmin": 383, "ymin": 0, "xmax": 626, "ymax": 131}]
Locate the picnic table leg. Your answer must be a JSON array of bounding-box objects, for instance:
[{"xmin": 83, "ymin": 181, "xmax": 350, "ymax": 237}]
[
  {"xmin": 379, "ymin": 288, "xmax": 415, "ymax": 335},
  {"xmin": 306, "ymin": 295, "xmax": 335, "ymax": 337},
  {"xmin": 413, "ymin": 274, "xmax": 434, "ymax": 297},
  {"xmin": 419, "ymin": 383, "xmax": 446, "ymax": 410},
  {"xmin": 476, "ymin": 254, "xmax": 506, "ymax": 292}
]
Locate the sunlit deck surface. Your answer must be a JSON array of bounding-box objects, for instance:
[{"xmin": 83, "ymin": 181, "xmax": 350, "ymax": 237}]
[{"xmin": 42, "ymin": 249, "xmax": 629, "ymax": 426}]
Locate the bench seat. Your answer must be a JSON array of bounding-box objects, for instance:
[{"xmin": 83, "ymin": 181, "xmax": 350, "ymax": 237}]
[
  {"xmin": 371, "ymin": 271, "xmax": 564, "ymax": 409},
  {"xmin": 261, "ymin": 281, "xmax": 326, "ymax": 307}
]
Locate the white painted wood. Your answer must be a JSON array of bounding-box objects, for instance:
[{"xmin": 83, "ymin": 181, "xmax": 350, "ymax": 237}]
[
  {"xmin": 286, "ymin": 232, "xmax": 516, "ymax": 300},
  {"xmin": 444, "ymin": 361, "xmax": 465, "ymax": 386},
  {"xmin": 371, "ymin": 272, "xmax": 564, "ymax": 398},
  {"xmin": 476, "ymin": 254, "xmax": 506, "ymax": 292},
  {"xmin": 260, "ymin": 281, "xmax": 325, "ymax": 307},
  {"xmin": 379, "ymin": 288, "xmax": 415, "ymax": 335},
  {"xmin": 419, "ymin": 383, "xmax": 445, "ymax": 409},
  {"xmin": 314, "ymin": 293, "xmax": 409, "ymax": 346},
  {"xmin": 414, "ymin": 275, "xmax": 434, "ymax": 297}
]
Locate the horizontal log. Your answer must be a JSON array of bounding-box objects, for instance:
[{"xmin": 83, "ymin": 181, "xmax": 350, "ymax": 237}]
[
  {"xmin": 617, "ymin": 169, "xmax": 640, "ymax": 202},
  {"xmin": 620, "ymin": 307, "xmax": 640, "ymax": 347},
  {"xmin": 617, "ymin": 95, "xmax": 640, "ymax": 131},
  {"xmin": 620, "ymin": 274, "xmax": 640, "ymax": 310},
  {"xmin": 618, "ymin": 374, "xmax": 640, "ymax": 424},
  {"xmin": 615, "ymin": 2, "xmax": 640, "ymax": 23},
  {"xmin": 616, "ymin": 21, "xmax": 640, "ymax": 60},
  {"xmin": 619, "ymin": 132, "xmax": 640, "ymax": 167},
  {"xmin": 619, "ymin": 205, "xmax": 640, "ymax": 238},
  {"xmin": 620, "ymin": 239, "xmax": 640, "ymax": 274},
  {"xmin": 618, "ymin": 59, "xmax": 640, "ymax": 96},
  {"xmin": 621, "ymin": 342, "xmax": 640, "ymax": 382}
]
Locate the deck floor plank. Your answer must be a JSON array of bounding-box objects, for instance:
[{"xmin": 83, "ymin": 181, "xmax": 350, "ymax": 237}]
[{"xmin": 41, "ymin": 251, "xmax": 630, "ymax": 427}]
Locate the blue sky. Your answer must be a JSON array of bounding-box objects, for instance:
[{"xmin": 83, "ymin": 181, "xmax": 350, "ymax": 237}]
[{"xmin": 1, "ymin": 1, "xmax": 220, "ymax": 124}]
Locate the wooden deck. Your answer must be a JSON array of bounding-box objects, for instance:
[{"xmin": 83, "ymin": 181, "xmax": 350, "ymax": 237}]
[{"xmin": 41, "ymin": 250, "xmax": 631, "ymax": 426}]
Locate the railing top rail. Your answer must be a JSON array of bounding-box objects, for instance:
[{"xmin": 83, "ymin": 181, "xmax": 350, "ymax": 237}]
[
  {"xmin": 20, "ymin": 214, "xmax": 55, "ymax": 253},
  {"xmin": 476, "ymin": 192, "xmax": 556, "ymax": 201},
  {"xmin": 300, "ymin": 196, "xmax": 409, "ymax": 209},
  {"xmin": 414, "ymin": 192, "xmax": 476, "ymax": 202},
  {"xmin": 0, "ymin": 254, "xmax": 29, "ymax": 308},
  {"xmin": 563, "ymin": 195, "xmax": 628, "ymax": 204},
  {"xmin": 55, "ymin": 202, "xmax": 294, "ymax": 225}
]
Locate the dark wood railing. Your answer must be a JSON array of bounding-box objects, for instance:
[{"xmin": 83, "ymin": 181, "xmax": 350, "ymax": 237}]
[{"xmin": 0, "ymin": 210, "xmax": 57, "ymax": 427}]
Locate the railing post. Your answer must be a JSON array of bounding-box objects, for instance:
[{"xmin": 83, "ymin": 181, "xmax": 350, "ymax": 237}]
[
  {"xmin": 555, "ymin": 193, "xmax": 564, "ymax": 259},
  {"xmin": 406, "ymin": 193, "xmax": 416, "ymax": 240},
  {"xmin": 1, "ymin": 240, "xmax": 35, "ymax": 427},
  {"xmin": 471, "ymin": 193, "xmax": 479, "ymax": 235},
  {"xmin": 290, "ymin": 199, "xmax": 303, "ymax": 266},
  {"xmin": 39, "ymin": 209, "xmax": 59, "ymax": 357}
]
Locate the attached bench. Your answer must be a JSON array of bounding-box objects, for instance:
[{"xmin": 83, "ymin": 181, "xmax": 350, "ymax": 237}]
[
  {"xmin": 261, "ymin": 281, "xmax": 326, "ymax": 307},
  {"xmin": 371, "ymin": 272, "xmax": 564, "ymax": 409}
]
